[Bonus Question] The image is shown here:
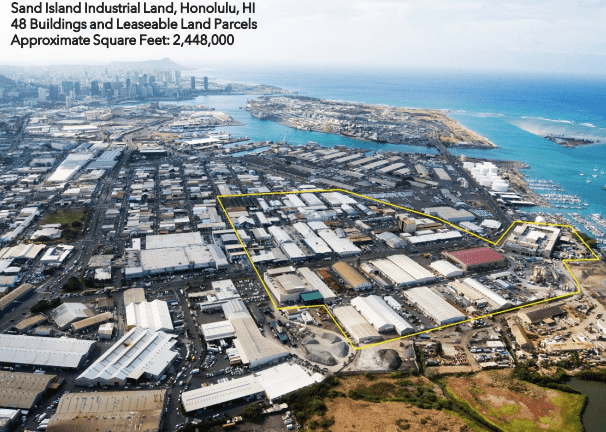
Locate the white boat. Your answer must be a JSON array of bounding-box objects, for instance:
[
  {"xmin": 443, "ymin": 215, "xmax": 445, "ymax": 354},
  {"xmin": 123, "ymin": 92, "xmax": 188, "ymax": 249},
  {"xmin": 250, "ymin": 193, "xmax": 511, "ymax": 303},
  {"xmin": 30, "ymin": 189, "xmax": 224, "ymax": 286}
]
[
  {"xmin": 594, "ymin": 165, "xmax": 598, "ymax": 171},
  {"xmin": 587, "ymin": 179, "xmax": 592, "ymax": 183},
  {"xmin": 580, "ymin": 173, "xmax": 585, "ymax": 176},
  {"xmin": 593, "ymin": 174, "xmax": 598, "ymax": 178},
  {"xmin": 601, "ymin": 169, "xmax": 604, "ymax": 175}
]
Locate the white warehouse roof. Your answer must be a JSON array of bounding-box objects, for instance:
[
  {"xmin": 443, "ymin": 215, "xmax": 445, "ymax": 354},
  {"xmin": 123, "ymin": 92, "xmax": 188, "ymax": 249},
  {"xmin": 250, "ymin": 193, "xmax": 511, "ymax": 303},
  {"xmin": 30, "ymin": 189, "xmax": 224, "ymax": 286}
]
[
  {"xmin": 255, "ymin": 363, "xmax": 322, "ymax": 401},
  {"xmin": 463, "ymin": 278, "xmax": 512, "ymax": 310},
  {"xmin": 181, "ymin": 375, "xmax": 264, "ymax": 413},
  {"xmin": 76, "ymin": 327, "xmax": 177, "ymax": 386},
  {"xmin": 387, "ymin": 255, "xmax": 437, "ymax": 284},
  {"xmin": 145, "ymin": 232, "xmax": 203, "ymax": 249},
  {"xmin": 297, "ymin": 267, "xmax": 336, "ymax": 302},
  {"xmin": 371, "ymin": 259, "xmax": 415, "ymax": 287},
  {"xmin": 430, "ymin": 260, "xmax": 464, "ymax": 278},
  {"xmin": 230, "ymin": 317, "xmax": 289, "ymax": 368},
  {"xmin": 201, "ymin": 320, "xmax": 236, "ymax": 341},
  {"xmin": 332, "ymin": 306, "xmax": 381, "ymax": 344},
  {"xmin": 351, "ymin": 295, "xmax": 414, "ymax": 336},
  {"xmin": 0, "ymin": 334, "xmax": 95, "ymax": 369},
  {"xmin": 403, "ymin": 287, "xmax": 466, "ymax": 325},
  {"xmin": 125, "ymin": 300, "xmax": 174, "ymax": 332},
  {"xmin": 317, "ymin": 229, "xmax": 361, "ymax": 256}
]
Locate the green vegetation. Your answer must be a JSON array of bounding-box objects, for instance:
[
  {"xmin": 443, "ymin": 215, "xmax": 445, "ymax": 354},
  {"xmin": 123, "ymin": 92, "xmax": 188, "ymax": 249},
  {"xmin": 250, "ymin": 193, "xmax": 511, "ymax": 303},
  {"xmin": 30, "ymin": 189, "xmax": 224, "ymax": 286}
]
[
  {"xmin": 348, "ymin": 379, "xmax": 452, "ymax": 411},
  {"xmin": 241, "ymin": 403, "xmax": 264, "ymax": 423},
  {"xmin": 445, "ymin": 387, "xmax": 504, "ymax": 432},
  {"xmin": 576, "ymin": 368, "xmax": 606, "ymax": 382},
  {"xmin": 43, "ymin": 209, "xmax": 86, "ymax": 226},
  {"xmin": 511, "ymin": 363, "xmax": 581, "ymax": 394},
  {"xmin": 30, "ymin": 297, "xmax": 61, "ymax": 313},
  {"xmin": 62, "ymin": 276, "xmax": 84, "ymax": 293},
  {"xmin": 577, "ymin": 232, "xmax": 597, "ymax": 248},
  {"xmin": 281, "ymin": 376, "xmax": 338, "ymax": 424}
]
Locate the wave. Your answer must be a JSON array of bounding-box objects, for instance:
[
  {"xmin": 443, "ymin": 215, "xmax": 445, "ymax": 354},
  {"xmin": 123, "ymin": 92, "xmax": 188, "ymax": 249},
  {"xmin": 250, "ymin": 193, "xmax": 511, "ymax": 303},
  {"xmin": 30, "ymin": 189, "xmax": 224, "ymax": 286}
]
[
  {"xmin": 581, "ymin": 123, "xmax": 596, "ymax": 128},
  {"xmin": 520, "ymin": 116, "xmax": 575, "ymax": 124}
]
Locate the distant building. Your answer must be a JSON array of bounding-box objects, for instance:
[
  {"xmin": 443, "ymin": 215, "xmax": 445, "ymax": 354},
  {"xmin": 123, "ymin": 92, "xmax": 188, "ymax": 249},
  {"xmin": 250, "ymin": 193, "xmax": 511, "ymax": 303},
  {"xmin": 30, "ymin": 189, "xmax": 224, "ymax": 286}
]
[
  {"xmin": 190, "ymin": 76, "xmax": 195, "ymax": 90},
  {"xmin": 203, "ymin": 76, "xmax": 208, "ymax": 90}
]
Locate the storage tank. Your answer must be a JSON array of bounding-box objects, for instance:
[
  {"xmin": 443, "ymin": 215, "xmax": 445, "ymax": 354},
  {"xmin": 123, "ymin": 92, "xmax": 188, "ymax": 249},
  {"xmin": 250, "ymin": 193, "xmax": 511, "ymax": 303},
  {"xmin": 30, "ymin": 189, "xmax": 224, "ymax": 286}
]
[
  {"xmin": 480, "ymin": 179, "xmax": 492, "ymax": 187},
  {"xmin": 492, "ymin": 182, "xmax": 508, "ymax": 192},
  {"xmin": 461, "ymin": 154, "xmax": 467, "ymax": 162}
]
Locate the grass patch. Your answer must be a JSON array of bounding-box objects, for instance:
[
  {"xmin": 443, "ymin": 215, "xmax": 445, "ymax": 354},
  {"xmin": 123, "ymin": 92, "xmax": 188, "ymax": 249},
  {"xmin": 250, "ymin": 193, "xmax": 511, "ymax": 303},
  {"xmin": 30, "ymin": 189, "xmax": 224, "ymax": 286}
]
[{"xmin": 43, "ymin": 209, "xmax": 86, "ymax": 226}]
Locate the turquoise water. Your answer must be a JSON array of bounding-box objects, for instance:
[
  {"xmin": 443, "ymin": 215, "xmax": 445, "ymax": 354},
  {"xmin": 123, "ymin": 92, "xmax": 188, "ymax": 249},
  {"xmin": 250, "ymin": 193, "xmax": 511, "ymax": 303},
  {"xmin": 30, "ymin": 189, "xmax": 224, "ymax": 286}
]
[{"xmin": 178, "ymin": 68, "xmax": 606, "ymax": 227}]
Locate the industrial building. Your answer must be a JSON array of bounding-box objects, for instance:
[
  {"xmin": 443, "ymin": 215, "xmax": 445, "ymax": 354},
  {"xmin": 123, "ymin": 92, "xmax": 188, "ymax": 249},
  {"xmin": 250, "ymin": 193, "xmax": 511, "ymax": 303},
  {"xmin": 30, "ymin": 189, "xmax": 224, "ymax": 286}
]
[
  {"xmin": 403, "ymin": 287, "xmax": 466, "ymax": 325},
  {"xmin": 518, "ymin": 304, "xmax": 565, "ymax": 325},
  {"xmin": 71, "ymin": 312, "xmax": 113, "ymax": 332},
  {"xmin": 50, "ymin": 302, "xmax": 94, "ymax": 330},
  {"xmin": 370, "ymin": 259, "xmax": 415, "ymax": 288},
  {"xmin": 332, "ymin": 305, "xmax": 382, "ymax": 344},
  {"xmin": 423, "ymin": 206, "xmax": 475, "ymax": 223},
  {"xmin": 47, "ymin": 390, "xmax": 166, "ymax": 432},
  {"xmin": 443, "ymin": 247, "xmax": 507, "ymax": 272},
  {"xmin": 125, "ymin": 300, "xmax": 174, "ymax": 332},
  {"xmin": 0, "ymin": 371, "xmax": 57, "ymax": 410},
  {"xmin": 230, "ymin": 316, "xmax": 290, "ymax": 368},
  {"xmin": 429, "ymin": 260, "xmax": 464, "ymax": 278},
  {"xmin": 350, "ymin": 295, "xmax": 414, "ymax": 335},
  {"xmin": 462, "ymin": 278, "xmax": 512, "ymax": 310},
  {"xmin": 0, "ymin": 334, "xmax": 95, "ymax": 369},
  {"xmin": 123, "ymin": 287, "xmax": 146, "ymax": 305},
  {"xmin": 181, "ymin": 363, "xmax": 321, "ymax": 413},
  {"xmin": 200, "ymin": 320, "xmax": 236, "ymax": 341},
  {"xmin": 0, "ymin": 283, "xmax": 34, "ymax": 315},
  {"xmin": 503, "ymin": 223, "xmax": 561, "ymax": 258},
  {"xmin": 47, "ymin": 153, "xmax": 93, "ymax": 183},
  {"xmin": 387, "ymin": 254, "xmax": 437, "ymax": 284},
  {"xmin": 76, "ymin": 327, "xmax": 178, "ymax": 386},
  {"xmin": 316, "ymin": 229, "xmax": 361, "ymax": 256},
  {"xmin": 331, "ymin": 262, "xmax": 371, "ymax": 291},
  {"xmin": 263, "ymin": 266, "xmax": 335, "ymax": 304}
]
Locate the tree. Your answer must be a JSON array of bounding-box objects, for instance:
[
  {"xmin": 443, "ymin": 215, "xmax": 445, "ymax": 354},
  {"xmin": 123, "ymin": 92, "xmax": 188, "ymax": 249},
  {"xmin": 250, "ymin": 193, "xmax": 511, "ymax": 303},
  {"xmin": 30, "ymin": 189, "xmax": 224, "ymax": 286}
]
[
  {"xmin": 241, "ymin": 403, "xmax": 263, "ymax": 423},
  {"xmin": 62, "ymin": 276, "xmax": 83, "ymax": 293}
]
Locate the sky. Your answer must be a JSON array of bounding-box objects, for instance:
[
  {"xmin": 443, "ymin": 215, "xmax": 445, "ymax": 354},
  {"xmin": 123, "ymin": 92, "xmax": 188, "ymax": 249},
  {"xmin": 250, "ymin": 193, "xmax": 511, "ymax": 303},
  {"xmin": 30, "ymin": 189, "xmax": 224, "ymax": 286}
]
[{"xmin": 2, "ymin": 0, "xmax": 606, "ymax": 75}]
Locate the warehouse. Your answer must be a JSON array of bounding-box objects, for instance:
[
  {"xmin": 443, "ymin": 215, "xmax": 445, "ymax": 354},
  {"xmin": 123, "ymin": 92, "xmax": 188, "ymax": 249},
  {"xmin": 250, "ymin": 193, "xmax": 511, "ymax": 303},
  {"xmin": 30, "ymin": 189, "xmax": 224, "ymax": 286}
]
[
  {"xmin": 387, "ymin": 255, "xmax": 437, "ymax": 284},
  {"xmin": 200, "ymin": 320, "xmax": 236, "ymax": 341},
  {"xmin": 71, "ymin": 312, "xmax": 113, "ymax": 333},
  {"xmin": 351, "ymin": 295, "xmax": 414, "ymax": 335},
  {"xmin": 252, "ymin": 227, "xmax": 271, "ymax": 241},
  {"xmin": 47, "ymin": 390, "xmax": 166, "ymax": 432},
  {"xmin": 377, "ymin": 232, "xmax": 406, "ymax": 249},
  {"xmin": 182, "ymin": 375, "xmax": 264, "ymax": 413},
  {"xmin": 76, "ymin": 327, "xmax": 178, "ymax": 386},
  {"xmin": 50, "ymin": 302, "xmax": 94, "ymax": 330},
  {"xmin": 404, "ymin": 230, "xmax": 462, "ymax": 245},
  {"xmin": 297, "ymin": 267, "xmax": 337, "ymax": 302},
  {"xmin": 145, "ymin": 232, "xmax": 204, "ymax": 249},
  {"xmin": 0, "ymin": 283, "xmax": 35, "ymax": 315},
  {"xmin": 462, "ymin": 278, "xmax": 511, "ymax": 310},
  {"xmin": 255, "ymin": 362, "xmax": 322, "ymax": 402},
  {"xmin": 0, "ymin": 371, "xmax": 57, "ymax": 410},
  {"xmin": 0, "ymin": 334, "xmax": 95, "ymax": 369},
  {"xmin": 230, "ymin": 317, "xmax": 290, "ymax": 368},
  {"xmin": 138, "ymin": 243, "xmax": 228, "ymax": 274},
  {"xmin": 430, "ymin": 260, "xmax": 464, "ymax": 278},
  {"xmin": 518, "ymin": 304, "xmax": 565, "ymax": 325},
  {"xmin": 123, "ymin": 287, "xmax": 145, "ymax": 305},
  {"xmin": 321, "ymin": 192, "xmax": 357, "ymax": 206},
  {"xmin": 13, "ymin": 314, "xmax": 47, "ymax": 334},
  {"xmin": 267, "ymin": 225, "xmax": 293, "ymax": 244},
  {"xmin": 301, "ymin": 193, "xmax": 324, "ymax": 207},
  {"xmin": 332, "ymin": 306, "xmax": 382, "ymax": 344},
  {"xmin": 317, "ymin": 229, "xmax": 361, "ymax": 256},
  {"xmin": 332, "ymin": 262, "xmax": 371, "ymax": 291},
  {"xmin": 403, "ymin": 287, "xmax": 466, "ymax": 325},
  {"xmin": 423, "ymin": 206, "xmax": 475, "ymax": 223},
  {"xmin": 443, "ymin": 247, "xmax": 507, "ymax": 272},
  {"xmin": 125, "ymin": 300, "xmax": 174, "ymax": 332},
  {"xmin": 448, "ymin": 281, "xmax": 487, "ymax": 307},
  {"xmin": 293, "ymin": 222, "xmax": 332, "ymax": 256},
  {"xmin": 371, "ymin": 259, "xmax": 415, "ymax": 288},
  {"xmin": 265, "ymin": 271, "xmax": 309, "ymax": 303}
]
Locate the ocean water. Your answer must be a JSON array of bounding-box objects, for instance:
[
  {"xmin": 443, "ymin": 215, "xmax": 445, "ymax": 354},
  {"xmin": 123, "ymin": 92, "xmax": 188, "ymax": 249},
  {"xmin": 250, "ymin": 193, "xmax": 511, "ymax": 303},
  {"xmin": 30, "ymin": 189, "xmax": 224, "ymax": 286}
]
[{"xmin": 182, "ymin": 68, "xmax": 606, "ymax": 228}]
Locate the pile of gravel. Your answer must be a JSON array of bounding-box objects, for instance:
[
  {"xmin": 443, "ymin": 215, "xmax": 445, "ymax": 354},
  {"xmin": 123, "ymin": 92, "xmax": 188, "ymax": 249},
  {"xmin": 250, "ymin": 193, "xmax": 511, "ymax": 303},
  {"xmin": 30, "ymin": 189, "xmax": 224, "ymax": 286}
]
[
  {"xmin": 320, "ymin": 332, "xmax": 342, "ymax": 344},
  {"xmin": 332, "ymin": 341, "xmax": 349, "ymax": 358},
  {"xmin": 301, "ymin": 337, "xmax": 319, "ymax": 345},
  {"xmin": 305, "ymin": 346, "xmax": 337, "ymax": 366},
  {"xmin": 377, "ymin": 349, "xmax": 402, "ymax": 370}
]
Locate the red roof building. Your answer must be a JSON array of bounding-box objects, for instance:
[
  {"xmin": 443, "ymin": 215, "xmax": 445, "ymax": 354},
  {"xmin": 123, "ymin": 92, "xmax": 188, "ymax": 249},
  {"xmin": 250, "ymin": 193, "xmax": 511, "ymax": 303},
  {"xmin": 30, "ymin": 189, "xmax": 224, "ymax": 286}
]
[{"xmin": 443, "ymin": 247, "xmax": 506, "ymax": 272}]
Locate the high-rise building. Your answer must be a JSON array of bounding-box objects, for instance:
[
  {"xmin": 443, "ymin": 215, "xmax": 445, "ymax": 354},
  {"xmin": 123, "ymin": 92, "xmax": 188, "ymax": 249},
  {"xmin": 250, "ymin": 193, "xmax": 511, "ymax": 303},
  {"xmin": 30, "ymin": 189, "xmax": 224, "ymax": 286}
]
[
  {"xmin": 203, "ymin": 76, "xmax": 208, "ymax": 90},
  {"xmin": 190, "ymin": 76, "xmax": 195, "ymax": 90},
  {"xmin": 126, "ymin": 78, "xmax": 131, "ymax": 89},
  {"xmin": 90, "ymin": 81, "xmax": 100, "ymax": 96},
  {"xmin": 62, "ymin": 81, "xmax": 73, "ymax": 94},
  {"xmin": 74, "ymin": 81, "xmax": 81, "ymax": 96},
  {"xmin": 48, "ymin": 85, "xmax": 59, "ymax": 101},
  {"xmin": 149, "ymin": 76, "xmax": 155, "ymax": 84},
  {"xmin": 38, "ymin": 87, "xmax": 48, "ymax": 101}
]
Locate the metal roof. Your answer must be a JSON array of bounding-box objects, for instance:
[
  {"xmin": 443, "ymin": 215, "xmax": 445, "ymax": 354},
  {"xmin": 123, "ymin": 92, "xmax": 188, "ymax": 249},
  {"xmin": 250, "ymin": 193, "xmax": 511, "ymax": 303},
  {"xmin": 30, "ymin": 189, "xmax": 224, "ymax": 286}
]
[
  {"xmin": 182, "ymin": 375, "xmax": 263, "ymax": 412},
  {"xmin": 446, "ymin": 247, "xmax": 505, "ymax": 266},
  {"xmin": 0, "ymin": 334, "xmax": 95, "ymax": 369},
  {"xmin": 0, "ymin": 371, "xmax": 57, "ymax": 410}
]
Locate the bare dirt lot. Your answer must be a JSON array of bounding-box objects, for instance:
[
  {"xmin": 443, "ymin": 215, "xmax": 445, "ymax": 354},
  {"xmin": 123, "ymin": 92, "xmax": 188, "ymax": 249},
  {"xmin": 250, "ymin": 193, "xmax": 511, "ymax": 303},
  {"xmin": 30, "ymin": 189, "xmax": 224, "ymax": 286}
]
[
  {"xmin": 310, "ymin": 375, "xmax": 474, "ymax": 432},
  {"xmin": 569, "ymin": 261, "xmax": 606, "ymax": 292},
  {"xmin": 445, "ymin": 370, "xmax": 584, "ymax": 432}
]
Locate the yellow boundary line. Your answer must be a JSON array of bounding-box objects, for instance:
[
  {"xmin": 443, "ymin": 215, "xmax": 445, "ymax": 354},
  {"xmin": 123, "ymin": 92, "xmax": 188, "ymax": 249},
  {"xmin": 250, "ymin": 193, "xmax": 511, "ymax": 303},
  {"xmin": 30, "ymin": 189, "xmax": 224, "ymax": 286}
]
[{"xmin": 217, "ymin": 189, "xmax": 600, "ymax": 351}]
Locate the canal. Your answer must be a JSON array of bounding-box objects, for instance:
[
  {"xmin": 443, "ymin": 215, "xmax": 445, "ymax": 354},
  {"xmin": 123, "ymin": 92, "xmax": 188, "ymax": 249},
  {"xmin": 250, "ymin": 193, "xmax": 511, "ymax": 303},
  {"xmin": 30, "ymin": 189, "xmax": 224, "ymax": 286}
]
[{"xmin": 566, "ymin": 377, "xmax": 606, "ymax": 432}]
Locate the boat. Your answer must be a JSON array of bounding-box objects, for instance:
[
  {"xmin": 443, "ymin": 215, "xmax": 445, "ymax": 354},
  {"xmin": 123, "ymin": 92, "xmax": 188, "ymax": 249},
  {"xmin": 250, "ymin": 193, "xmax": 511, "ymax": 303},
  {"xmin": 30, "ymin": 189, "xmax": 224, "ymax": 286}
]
[
  {"xmin": 593, "ymin": 174, "xmax": 598, "ymax": 178},
  {"xmin": 587, "ymin": 179, "xmax": 592, "ymax": 183},
  {"xmin": 594, "ymin": 165, "xmax": 598, "ymax": 171},
  {"xmin": 601, "ymin": 169, "xmax": 604, "ymax": 175},
  {"xmin": 580, "ymin": 173, "xmax": 585, "ymax": 176}
]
